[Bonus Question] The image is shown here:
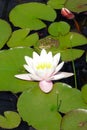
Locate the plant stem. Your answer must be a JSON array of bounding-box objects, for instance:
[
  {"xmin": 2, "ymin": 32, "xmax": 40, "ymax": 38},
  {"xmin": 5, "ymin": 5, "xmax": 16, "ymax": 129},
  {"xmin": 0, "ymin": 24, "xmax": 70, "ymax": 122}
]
[
  {"xmin": 72, "ymin": 60, "xmax": 77, "ymax": 89},
  {"xmin": 70, "ymin": 35, "xmax": 78, "ymax": 89},
  {"xmin": 73, "ymin": 18, "xmax": 81, "ymax": 33}
]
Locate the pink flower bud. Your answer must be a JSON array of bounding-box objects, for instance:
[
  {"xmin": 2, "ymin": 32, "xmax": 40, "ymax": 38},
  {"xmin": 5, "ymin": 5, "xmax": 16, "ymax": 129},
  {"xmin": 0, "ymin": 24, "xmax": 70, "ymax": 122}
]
[{"xmin": 61, "ymin": 8, "xmax": 75, "ymax": 19}]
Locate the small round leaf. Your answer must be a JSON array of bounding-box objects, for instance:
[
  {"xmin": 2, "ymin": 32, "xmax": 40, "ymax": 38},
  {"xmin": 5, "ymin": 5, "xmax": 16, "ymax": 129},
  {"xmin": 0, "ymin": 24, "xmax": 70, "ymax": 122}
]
[
  {"xmin": 60, "ymin": 109, "xmax": 87, "ymax": 130},
  {"xmin": 48, "ymin": 21, "xmax": 70, "ymax": 36},
  {"xmin": 0, "ymin": 111, "xmax": 21, "ymax": 129}
]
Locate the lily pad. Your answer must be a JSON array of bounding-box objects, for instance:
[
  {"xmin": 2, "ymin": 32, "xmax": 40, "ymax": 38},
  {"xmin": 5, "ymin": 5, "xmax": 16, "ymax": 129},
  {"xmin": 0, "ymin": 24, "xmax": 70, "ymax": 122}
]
[
  {"xmin": 49, "ymin": 47, "xmax": 84, "ymax": 61},
  {"xmin": 47, "ymin": 0, "xmax": 66, "ymax": 9},
  {"xmin": 60, "ymin": 49, "xmax": 84, "ymax": 61},
  {"xmin": 9, "ymin": 2, "xmax": 56, "ymax": 30},
  {"xmin": 0, "ymin": 111, "xmax": 21, "ymax": 129},
  {"xmin": 65, "ymin": 0, "xmax": 87, "ymax": 13},
  {"xmin": 7, "ymin": 28, "xmax": 39, "ymax": 47},
  {"xmin": 0, "ymin": 47, "xmax": 39, "ymax": 93},
  {"xmin": 53, "ymin": 83, "xmax": 87, "ymax": 113},
  {"xmin": 17, "ymin": 83, "xmax": 87, "ymax": 130},
  {"xmin": 60, "ymin": 109, "xmax": 87, "ymax": 130},
  {"xmin": 38, "ymin": 36, "xmax": 85, "ymax": 61},
  {"xmin": 58, "ymin": 32, "xmax": 87, "ymax": 49},
  {"xmin": 17, "ymin": 84, "xmax": 62, "ymax": 130},
  {"xmin": 81, "ymin": 84, "xmax": 87, "ymax": 103},
  {"xmin": 0, "ymin": 19, "xmax": 12, "ymax": 49},
  {"xmin": 48, "ymin": 21, "xmax": 70, "ymax": 36}
]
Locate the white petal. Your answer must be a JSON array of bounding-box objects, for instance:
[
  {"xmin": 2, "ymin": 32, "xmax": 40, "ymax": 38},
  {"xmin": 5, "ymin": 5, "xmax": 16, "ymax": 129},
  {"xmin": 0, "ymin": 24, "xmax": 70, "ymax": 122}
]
[
  {"xmin": 53, "ymin": 62, "xmax": 64, "ymax": 74},
  {"xmin": 47, "ymin": 51, "xmax": 52, "ymax": 59},
  {"xmin": 51, "ymin": 72, "xmax": 73, "ymax": 80},
  {"xmin": 39, "ymin": 80, "xmax": 53, "ymax": 93},
  {"xmin": 29, "ymin": 74, "xmax": 42, "ymax": 81},
  {"xmin": 24, "ymin": 64, "xmax": 35, "ymax": 74},
  {"xmin": 53, "ymin": 53, "xmax": 60, "ymax": 67},
  {"xmin": 24, "ymin": 56, "xmax": 33, "ymax": 66},
  {"xmin": 40, "ymin": 49, "xmax": 47, "ymax": 57},
  {"xmin": 33, "ymin": 51, "xmax": 40, "ymax": 60},
  {"xmin": 15, "ymin": 74, "xmax": 32, "ymax": 80}
]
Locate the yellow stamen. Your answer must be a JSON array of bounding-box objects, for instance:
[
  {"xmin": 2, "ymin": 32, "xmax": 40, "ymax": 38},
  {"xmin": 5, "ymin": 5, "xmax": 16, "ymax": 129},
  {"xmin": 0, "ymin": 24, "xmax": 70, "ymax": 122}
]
[{"xmin": 36, "ymin": 63, "xmax": 52, "ymax": 70}]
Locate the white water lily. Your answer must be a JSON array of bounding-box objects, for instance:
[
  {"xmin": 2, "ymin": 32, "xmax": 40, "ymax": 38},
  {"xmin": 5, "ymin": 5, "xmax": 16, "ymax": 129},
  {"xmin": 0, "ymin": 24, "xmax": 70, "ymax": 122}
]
[{"xmin": 15, "ymin": 49, "xmax": 73, "ymax": 93}]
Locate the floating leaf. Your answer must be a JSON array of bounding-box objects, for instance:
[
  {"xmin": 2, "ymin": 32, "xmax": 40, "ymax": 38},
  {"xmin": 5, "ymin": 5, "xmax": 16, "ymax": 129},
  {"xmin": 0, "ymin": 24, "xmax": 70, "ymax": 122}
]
[
  {"xmin": 60, "ymin": 109, "xmax": 87, "ymax": 130},
  {"xmin": 65, "ymin": 0, "xmax": 87, "ymax": 13},
  {"xmin": 38, "ymin": 36, "xmax": 85, "ymax": 61},
  {"xmin": 47, "ymin": 0, "xmax": 66, "ymax": 9},
  {"xmin": 60, "ymin": 49, "xmax": 84, "ymax": 61},
  {"xmin": 53, "ymin": 83, "xmax": 87, "ymax": 113},
  {"xmin": 0, "ymin": 111, "xmax": 21, "ymax": 129},
  {"xmin": 48, "ymin": 21, "xmax": 70, "ymax": 36},
  {"xmin": 81, "ymin": 84, "xmax": 87, "ymax": 103},
  {"xmin": 7, "ymin": 28, "xmax": 39, "ymax": 47},
  {"xmin": 17, "ymin": 83, "xmax": 63, "ymax": 130},
  {"xmin": 9, "ymin": 3, "xmax": 56, "ymax": 30},
  {"xmin": 38, "ymin": 35, "xmax": 60, "ymax": 49},
  {"xmin": 0, "ymin": 47, "xmax": 39, "ymax": 93},
  {"xmin": 0, "ymin": 19, "xmax": 12, "ymax": 49},
  {"xmin": 58, "ymin": 32, "xmax": 87, "ymax": 49},
  {"xmin": 17, "ymin": 83, "xmax": 87, "ymax": 130}
]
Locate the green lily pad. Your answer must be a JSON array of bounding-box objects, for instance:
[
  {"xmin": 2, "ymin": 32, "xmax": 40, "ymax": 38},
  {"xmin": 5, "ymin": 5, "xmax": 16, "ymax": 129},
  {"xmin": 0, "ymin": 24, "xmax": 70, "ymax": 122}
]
[
  {"xmin": 65, "ymin": 0, "xmax": 87, "ymax": 13},
  {"xmin": 17, "ymin": 83, "xmax": 87, "ymax": 130},
  {"xmin": 0, "ymin": 111, "xmax": 21, "ymax": 129},
  {"xmin": 38, "ymin": 35, "xmax": 60, "ymax": 49},
  {"xmin": 48, "ymin": 21, "xmax": 70, "ymax": 36},
  {"xmin": 0, "ymin": 47, "xmax": 39, "ymax": 93},
  {"xmin": 60, "ymin": 49, "xmax": 84, "ymax": 61},
  {"xmin": 60, "ymin": 109, "xmax": 87, "ymax": 130},
  {"xmin": 38, "ymin": 36, "xmax": 84, "ymax": 61},
  {"xmin": 47, "ymin": 0, "xmax": 66, "ymax": 9},
  {"xmin": 0, "ymin": 19, "xmax": 12, "ymax": 49},
  {"xmin": 58, "ymin": 32, "xmax": 87, "ymax": 49},
  {"xmin": 81, "ymin": 84, "xmax": 87, "ymax": 103},
  {"xmin": 49, "ymin": 47, "xmax": 84, "ymax": 61},
  {"xmin": 53, "ymin": 83, "xmax": 87, "ymax": 113},
  {"xmin": 7, "ymin": 28, "xmax": 39, "ymax": 47},
  {"xmin": 9, "ymin": 2, "xmax": 56, "ymax": 30},
  {"xmin": 17, "ymin": 83, "xmax": 63, "ymax": 130}
]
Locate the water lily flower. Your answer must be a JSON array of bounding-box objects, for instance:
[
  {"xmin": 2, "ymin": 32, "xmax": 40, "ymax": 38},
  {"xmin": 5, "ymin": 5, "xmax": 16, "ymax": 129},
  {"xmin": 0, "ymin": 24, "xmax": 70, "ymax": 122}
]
[
  {"xmin": 15, "ymin": 49, "xmax": 73, "ymax": 93},
  {"xmin": 61, "ymin": 8, "xmax": 75, "ymax": 19}
]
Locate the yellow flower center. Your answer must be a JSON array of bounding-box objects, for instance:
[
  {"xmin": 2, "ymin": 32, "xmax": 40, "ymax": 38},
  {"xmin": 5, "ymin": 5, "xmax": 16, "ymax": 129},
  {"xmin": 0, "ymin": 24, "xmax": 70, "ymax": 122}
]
[{"xmin": 36, "ymin": 63, "xmax": 52, "ymax": 70}]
